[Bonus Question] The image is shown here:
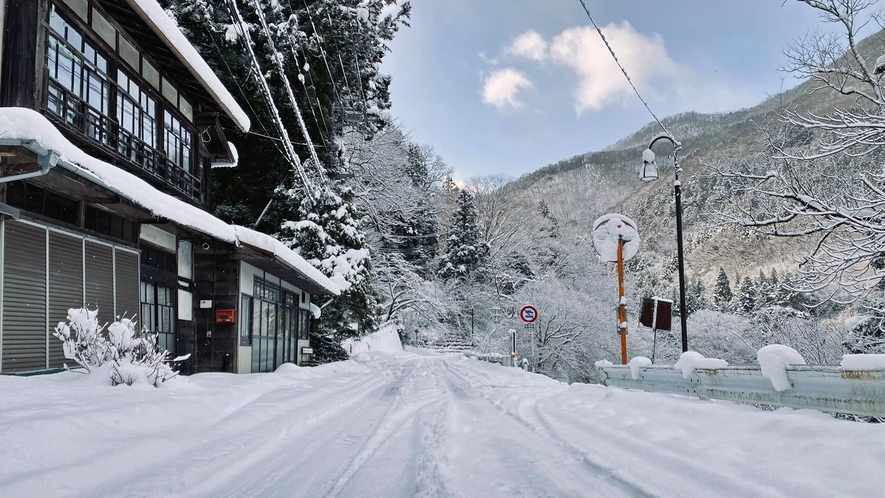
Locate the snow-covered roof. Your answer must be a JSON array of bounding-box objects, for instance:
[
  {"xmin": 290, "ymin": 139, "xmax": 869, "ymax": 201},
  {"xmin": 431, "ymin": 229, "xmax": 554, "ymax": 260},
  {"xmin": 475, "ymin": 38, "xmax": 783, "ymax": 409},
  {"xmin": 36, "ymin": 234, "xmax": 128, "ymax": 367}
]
[
  {"xmin": 211, "ymin": 142, "xmax": 239, "ymax": 169},
  {"xmin": 0, "ymin": 108, "xmax": 337, "ymax": 296},
  {"xmin": 124, "ymin": 0, "xmax": 251, "ymax": 133}
]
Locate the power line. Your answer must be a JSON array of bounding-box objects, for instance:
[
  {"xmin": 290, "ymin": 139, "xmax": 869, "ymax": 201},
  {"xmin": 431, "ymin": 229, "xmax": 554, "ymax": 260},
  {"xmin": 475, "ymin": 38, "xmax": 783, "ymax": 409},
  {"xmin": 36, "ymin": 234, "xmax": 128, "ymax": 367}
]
[
  {"xmin": 250, "ymin": 0, "xmax": 326, "ymax": 181},
  {"xmin": 225, "ymin": 0, "xmax": 315, "ymax": 204},
  {"xmin": 575, "ymin": 0, "xmax": 672, "ymax": 137}
]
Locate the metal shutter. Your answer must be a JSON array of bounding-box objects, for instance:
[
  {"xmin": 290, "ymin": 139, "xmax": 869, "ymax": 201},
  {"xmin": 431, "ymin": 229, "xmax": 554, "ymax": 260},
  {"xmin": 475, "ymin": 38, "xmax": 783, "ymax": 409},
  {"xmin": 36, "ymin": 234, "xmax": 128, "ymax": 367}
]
[
  {"xmin": 48, "ymin": 231, "xmax": 84, "ymax": 369},
  {"xmin": 84, "ymin": 241, "xmax": 114, "ymax": 322},
  {"xmin": 114, "ymin": 248, "xmax": 139, "ymax": 321},
  {"xmin": 2, "ymin": 221, "xmax": 47, "ymax": 373}
]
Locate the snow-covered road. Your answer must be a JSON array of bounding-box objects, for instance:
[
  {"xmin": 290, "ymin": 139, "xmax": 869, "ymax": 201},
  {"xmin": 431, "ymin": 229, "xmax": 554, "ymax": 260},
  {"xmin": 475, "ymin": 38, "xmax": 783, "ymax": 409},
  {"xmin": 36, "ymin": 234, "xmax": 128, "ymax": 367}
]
[{"xmin": 1, "ymin": 350, "xmax": 883, "ymax": 497}]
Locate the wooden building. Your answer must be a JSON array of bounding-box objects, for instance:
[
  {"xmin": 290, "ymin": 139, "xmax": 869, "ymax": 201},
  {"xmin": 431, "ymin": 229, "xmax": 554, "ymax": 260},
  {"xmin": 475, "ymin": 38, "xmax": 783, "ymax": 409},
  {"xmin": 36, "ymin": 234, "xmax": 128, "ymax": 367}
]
[{"xmin": 0, "ymin": 0, "xmax": 338, "ymax": 375}]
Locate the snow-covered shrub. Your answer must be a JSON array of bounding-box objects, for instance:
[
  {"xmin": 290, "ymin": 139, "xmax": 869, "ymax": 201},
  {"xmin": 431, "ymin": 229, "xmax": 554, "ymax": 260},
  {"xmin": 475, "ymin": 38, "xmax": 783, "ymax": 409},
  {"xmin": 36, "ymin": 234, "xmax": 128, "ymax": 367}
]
[{"xmin": 53, "ymin": 308, "xmax": 186, "ymax": 387}]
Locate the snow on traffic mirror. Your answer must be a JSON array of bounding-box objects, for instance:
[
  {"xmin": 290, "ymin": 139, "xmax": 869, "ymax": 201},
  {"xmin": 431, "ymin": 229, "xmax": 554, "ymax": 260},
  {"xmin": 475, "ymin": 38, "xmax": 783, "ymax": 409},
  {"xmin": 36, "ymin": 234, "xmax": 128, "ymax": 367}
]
[{"xmin": 592, "ymin": 214, "xmax": 640, "ymax": 262}]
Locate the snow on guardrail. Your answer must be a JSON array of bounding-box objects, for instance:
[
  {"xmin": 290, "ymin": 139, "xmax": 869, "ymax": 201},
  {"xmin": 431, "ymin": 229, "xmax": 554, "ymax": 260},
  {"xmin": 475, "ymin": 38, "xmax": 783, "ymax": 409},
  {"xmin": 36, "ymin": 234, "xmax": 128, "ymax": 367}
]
[{"xmin": 596, "ymin": 353, "xmax": 885, "ymax": 417}]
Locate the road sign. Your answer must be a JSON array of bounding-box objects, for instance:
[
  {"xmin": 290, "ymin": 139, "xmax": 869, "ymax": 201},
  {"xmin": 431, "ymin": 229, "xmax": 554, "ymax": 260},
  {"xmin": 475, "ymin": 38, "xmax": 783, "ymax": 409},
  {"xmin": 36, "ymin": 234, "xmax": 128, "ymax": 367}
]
[{"xmin": 519, "ymin": 305, "xmax": 538, "ymax": 324}]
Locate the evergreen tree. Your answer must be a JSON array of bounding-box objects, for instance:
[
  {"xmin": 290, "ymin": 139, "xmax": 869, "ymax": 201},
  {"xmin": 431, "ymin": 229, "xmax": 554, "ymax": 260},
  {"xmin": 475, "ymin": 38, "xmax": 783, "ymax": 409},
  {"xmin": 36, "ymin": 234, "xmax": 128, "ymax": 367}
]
[
  {"xmin": 438, "ymin": 190, "xmax": 489, "ymax": 280},
  {"xmin": 713, "ymin": 267, "xmax": 733, "ymax": 312},
  {"xmin": 164, "ymin": 0, "xmax": 411, "ymax": 347},
  {"xmin": 736, "ymin": 276, "xmax": 757, "ymax": 314},
  {"xmin": 755, "ymin": 270, "xmax": 774, "ymax": 308},
  {"xmin": 845, "ymin": 297, "xmax": 885, "ymax": 354},
  {"xmin": 679, "ymin": 279, "xmax": 710, "ymax": 317},
  {"xmin": 538, "ymin": 200, "xmax": 559, "ymax": 239},
  {"xmin": 278, "ymin": 184, "xmax": 377, "ymax": 340}
]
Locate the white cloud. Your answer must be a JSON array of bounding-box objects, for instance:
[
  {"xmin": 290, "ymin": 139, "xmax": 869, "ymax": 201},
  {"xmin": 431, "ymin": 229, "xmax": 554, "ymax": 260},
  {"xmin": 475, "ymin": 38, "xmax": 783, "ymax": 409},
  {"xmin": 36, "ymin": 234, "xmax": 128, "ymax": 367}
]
[
  {"xmin": 509, "ymin": 30, "xmax": 548, "ymax": 61},
  {"xmin": 549, "ymin": 22, "xmax": 678, "ymax": 114},
  {"xmin": 482, "ymin": 68, "xmax": 533, "ymax": 110}
]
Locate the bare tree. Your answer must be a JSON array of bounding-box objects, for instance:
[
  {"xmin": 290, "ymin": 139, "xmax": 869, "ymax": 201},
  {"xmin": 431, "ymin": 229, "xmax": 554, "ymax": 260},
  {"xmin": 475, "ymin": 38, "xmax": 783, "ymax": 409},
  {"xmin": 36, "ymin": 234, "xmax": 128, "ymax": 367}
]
[
  {"xmin": 707, "ymin": 0, "xmax": 885, "ymax": 304},
  {"xmin": 781, "ymin": 0, "xmax": 885, "ymax": 160}
]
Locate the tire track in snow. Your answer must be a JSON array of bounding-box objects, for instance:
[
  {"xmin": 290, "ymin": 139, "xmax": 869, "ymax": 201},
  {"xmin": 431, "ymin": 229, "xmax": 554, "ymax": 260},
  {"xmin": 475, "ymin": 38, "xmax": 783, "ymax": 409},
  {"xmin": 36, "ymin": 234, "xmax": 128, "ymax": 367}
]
[
  {"xmin": 80, "ymin": 371, "xmax": 390, "ymax": 497},
  {"xmin": 440, "ymin": 358, "xmax": 654, "ymax": 498},
  {"xmin": 323, "ymin": 356, "xmax": 451, "ymax": 497},
  {"xmin": 531, "ymin": 395, "xmax": 806, "ymax": 498}
]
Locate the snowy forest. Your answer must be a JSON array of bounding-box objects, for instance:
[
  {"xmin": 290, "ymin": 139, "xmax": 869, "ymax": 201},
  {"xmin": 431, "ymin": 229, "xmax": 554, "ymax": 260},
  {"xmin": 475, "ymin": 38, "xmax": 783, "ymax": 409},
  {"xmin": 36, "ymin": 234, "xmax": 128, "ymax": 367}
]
[{"xmin": 162, "ymin": 0, "xmax": 885, "ymax": 383}]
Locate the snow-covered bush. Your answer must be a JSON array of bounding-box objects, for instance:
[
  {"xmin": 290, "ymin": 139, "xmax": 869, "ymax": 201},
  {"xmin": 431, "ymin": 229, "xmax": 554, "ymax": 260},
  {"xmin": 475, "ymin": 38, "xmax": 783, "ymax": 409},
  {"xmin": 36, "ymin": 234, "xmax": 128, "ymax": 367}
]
[{"xmin": 53, "ymin": 308, "xmax": 186, "ymax": 387}]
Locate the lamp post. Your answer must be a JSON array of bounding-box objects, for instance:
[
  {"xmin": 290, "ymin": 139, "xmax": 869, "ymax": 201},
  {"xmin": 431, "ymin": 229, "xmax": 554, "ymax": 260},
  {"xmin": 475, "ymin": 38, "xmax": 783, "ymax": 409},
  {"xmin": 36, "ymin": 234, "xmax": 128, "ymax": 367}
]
[{"xmin": 640, "ymin": 132, "xmax": 689, "ymax": 353}]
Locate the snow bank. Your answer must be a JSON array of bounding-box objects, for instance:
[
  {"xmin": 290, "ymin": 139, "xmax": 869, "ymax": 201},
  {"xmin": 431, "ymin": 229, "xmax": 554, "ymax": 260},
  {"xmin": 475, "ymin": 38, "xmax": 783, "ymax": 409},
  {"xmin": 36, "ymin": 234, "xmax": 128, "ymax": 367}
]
[
  {"xmin": 758, "ymin": 345, "xmax": 806, "ymax": 392},
  {"xmin": 341, "ymin": 322, "xmax": 403, "ymax": 355},
  {"xmin": 840, "ymin": 354, "xmax": 885, "ymax": 371},
  {"xmin": 275, "ymin": 363, "xmax": 301, "ymax": 374},
  {"xmin": 594, "ymin": 360, "xmax": 613, "ymax": 367},
  {"xmin": 0, "ymin": 108, "xmax": 338, "ymax": 296},
  {"xmin": 674, "ymin": 351, "xmax": 728, "ymax": 379},
  {"xmin": 629, "ymin": 356, "xmax": 652, "ymax": 380},
  {"xmin": 592, "ymin": 214, "xmax": 640, "ymax": 262}
]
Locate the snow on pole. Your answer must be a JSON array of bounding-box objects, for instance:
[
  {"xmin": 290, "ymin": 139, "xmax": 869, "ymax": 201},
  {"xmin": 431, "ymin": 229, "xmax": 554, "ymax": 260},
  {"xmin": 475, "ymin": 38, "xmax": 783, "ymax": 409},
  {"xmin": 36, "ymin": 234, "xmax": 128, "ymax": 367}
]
[{"xmin": 592, "ymin": 214, "xmax": 639, "ymax": 365}]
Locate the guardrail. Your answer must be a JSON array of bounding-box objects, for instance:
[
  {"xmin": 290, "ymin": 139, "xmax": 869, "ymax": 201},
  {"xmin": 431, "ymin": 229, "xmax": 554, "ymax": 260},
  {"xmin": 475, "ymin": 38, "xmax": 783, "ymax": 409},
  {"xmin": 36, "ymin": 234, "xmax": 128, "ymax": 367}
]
[
  {"xmin": 596, "ymin": 364, "xmax": 885, "ymax": 417},
  {"xmin": 466, "ymin": 352, "xmax": 509, "ymax": 366}
]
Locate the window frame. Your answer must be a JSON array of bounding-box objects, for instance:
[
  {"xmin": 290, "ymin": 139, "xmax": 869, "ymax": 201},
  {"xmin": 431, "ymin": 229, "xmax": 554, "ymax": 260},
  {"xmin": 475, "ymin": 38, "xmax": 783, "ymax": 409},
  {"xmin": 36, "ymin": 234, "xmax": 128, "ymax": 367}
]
[{"xmin": 42, "ymin": 2, "xmax": 203, "ymax": 202}]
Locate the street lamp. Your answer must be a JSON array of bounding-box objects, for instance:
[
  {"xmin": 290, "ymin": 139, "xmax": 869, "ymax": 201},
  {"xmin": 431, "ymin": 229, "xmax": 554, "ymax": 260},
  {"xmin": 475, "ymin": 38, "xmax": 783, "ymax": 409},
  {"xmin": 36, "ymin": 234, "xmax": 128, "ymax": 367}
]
[{"xmin": 640, "ymin": 132, "xmax": 689, "ymax": 353}]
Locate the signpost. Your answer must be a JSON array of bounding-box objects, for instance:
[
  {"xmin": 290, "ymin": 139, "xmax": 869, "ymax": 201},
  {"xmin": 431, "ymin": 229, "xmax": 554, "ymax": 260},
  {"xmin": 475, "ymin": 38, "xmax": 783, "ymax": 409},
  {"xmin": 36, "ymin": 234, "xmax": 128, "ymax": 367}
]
[
  {"xmin": 592, "ymin": 214, "xmax": 640, "ymax": 365},
  {"xmin": 509, "ymin": 329, "xmax": 517, "ymax": 367},
  {"xmin": 519, "ymin": 305, "xmax": 538, "ymax": 323},
  {"xmin": 639, "ymin": 297, "xmax": 672, "ymax": 363},
  {"xmin": 520, "ymin": 305, "xmax": 538, "ymax": 372}
]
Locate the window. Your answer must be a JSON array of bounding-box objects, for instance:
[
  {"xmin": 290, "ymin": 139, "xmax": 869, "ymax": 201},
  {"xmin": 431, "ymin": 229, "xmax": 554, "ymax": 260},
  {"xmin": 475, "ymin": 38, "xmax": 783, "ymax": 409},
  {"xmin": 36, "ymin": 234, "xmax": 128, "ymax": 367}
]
[
  {"xmin": 164, "ymin": 110, "xmax": 192, "ymax": 173},
  {"xmin": 248, "ymin": 278, "xmax": 305, "ymax": 371},
  {"xmin": 5, "ymin": 181, "xmax": 79, "ymax": 226},
  {"xmin": 84, "ymin": 206, "xmax": 137, "ymax": 242},
  {"xmin": 43, "ymin": 4, "xmax": 203, "ymax": 203},
  {"xmin": 300, "ymin": 309, "xmax": 311, "ymax": 341},
  {"xmin": 139, "ymin": 243, "xmax": 177, "ymax": 273},
  {"xmin": 46, "ymin": 5, "xmax": 112, "ymax": 145},
  {"xmin": 141, "ymin": 281, "xmax": 175, "ymax": 355},
  {"xmin": 240, "ymin": 294, "xmax": 252, "ymax": 347},
  {"xmin": 116, "ymin": 70, "xmax": 157, "ymax": 170},
  {"xmin": 177, "ymin": 241, "xmax": 193, "ymax": 280}
]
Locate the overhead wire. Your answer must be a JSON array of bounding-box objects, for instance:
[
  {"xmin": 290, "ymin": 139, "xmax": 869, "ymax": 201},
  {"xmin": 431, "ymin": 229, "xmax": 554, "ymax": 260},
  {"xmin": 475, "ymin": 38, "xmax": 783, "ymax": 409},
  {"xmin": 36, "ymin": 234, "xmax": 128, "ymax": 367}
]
[
  {"xmin": 575, "ymin": 0, "xmax": 672, "ymax": 137},
  {"xmin": 205, "ymin": 24, "xmax": 288, "ymax": 161},
  {"xmin": 250, "ymin": 0, "xmax": 327, "ymax": 181},
  {"xmin": 224, "ymin": 0, "xmax": 315, "ymax": 204},
  {"xmin": 299, "ymin": 0, "xmax": 346, "ymax": 111}
]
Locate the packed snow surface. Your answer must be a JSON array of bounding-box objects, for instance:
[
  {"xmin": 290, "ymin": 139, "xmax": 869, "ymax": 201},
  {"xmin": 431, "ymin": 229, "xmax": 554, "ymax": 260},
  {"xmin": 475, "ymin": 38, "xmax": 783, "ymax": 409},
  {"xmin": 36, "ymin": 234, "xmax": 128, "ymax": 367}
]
[
  {"xmin": 758, "ymin": 344, "xmax": 807, "ymax": 392},
  {"xmin": 1, "ymin": 351, "xmax": 883, "ymax": 497},
  {"xmin": 841, "ymin": 354, "xmax": 885, "ymax": 371},
  {"xmin": 674, "ymin": 351, "xmax": 728, "ymax": 378},
  {"xmin": 342, "ymin": 322, "xmax": 403, "ymax": 355},
  {"xmin": 628, "ymin": 356, "xmax": 652, "ymax": 380}
]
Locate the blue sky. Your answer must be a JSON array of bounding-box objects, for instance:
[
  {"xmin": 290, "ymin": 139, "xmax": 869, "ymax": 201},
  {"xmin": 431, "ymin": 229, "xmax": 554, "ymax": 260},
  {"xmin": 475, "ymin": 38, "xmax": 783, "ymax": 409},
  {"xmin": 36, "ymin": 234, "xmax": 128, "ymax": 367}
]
[{"xmin": 380, "ymin": 0, "xmax": 834, "ymax": 180}]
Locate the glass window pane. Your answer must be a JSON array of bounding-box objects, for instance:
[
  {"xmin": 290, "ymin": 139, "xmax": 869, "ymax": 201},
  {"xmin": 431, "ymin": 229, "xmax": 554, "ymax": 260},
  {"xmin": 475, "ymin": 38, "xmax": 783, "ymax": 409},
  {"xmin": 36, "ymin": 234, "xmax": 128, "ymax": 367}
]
[
  {"xmin": 267, "ymin": 304, "xmax": 277, "ymax": 339},
  {"xmin": 142, "ymin": 59, "xmax": 159, "ymax": 89},
  {"xmin": 178, "ymin": 241, "xmax": 193, "ymax": 280},
  {"xmin": 240, "ymin": 295, "xmax": 252, "ymax": 346},
  {"xmin": 91, "ymin": 11, "xmax": 116, "ymax": 48},
  {"xmin": 251, "ymin": 298, "xmax": 261, "ymax": 343},
  {"xmin": 49, "ymin": 6, "xmax": 66, "ymax": 34}
]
